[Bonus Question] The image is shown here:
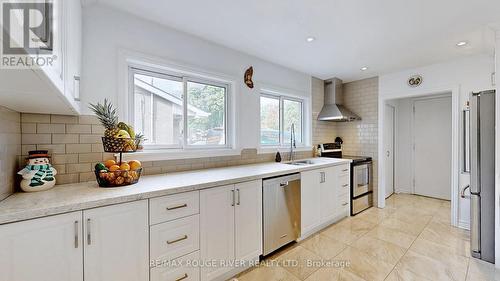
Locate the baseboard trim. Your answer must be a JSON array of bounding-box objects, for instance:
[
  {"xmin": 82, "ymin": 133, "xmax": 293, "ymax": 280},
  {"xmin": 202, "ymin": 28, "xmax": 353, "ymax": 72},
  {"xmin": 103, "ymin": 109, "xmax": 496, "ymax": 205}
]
[{"xmin": 298, "ymin": 213, "xmax": 349, "ymax": 241}]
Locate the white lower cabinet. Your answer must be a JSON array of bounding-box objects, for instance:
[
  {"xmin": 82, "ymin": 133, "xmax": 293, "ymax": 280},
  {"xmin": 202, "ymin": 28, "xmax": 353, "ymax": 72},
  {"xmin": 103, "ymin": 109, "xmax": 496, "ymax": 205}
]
[
  {"xmin": 0, "ymin": 165, "xmax": 349, "ymax": 281},
  {"xmin": 200, "ymin": 180, "xmax": 262, "ymax": 281},
  {"xmin": 200, "ymin": 185, "xmax": 235, "ymax": 281},
  {"xmin": 301, "ymin": 164, "xmax": 351, "ymax": 239},
  {"xmin": 0, "ymin": 212, "xmax": 83, "ymax": 281},
  {"xmin": 84, "ymin": 200, "xmax": 149, "ymax": 281},
  {"xmin": 300, "ymin": 169, "xmax": 322, "ymax": 236},
  {"xmin": 235, "ymin": 180, "xmax": 263, "ymax": 263},
  {"xmin": 319, "ymin": 166, "xmax": 338, "ymax": 222}
]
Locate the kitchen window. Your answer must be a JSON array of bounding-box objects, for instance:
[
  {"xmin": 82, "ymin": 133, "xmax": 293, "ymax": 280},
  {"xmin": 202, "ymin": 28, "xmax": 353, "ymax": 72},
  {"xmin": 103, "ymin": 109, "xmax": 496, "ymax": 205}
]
[
  {"xmin": 260, "ymin": 93, "xmax": 303, "ymax": 146},
  {"xmin": 130, "ymin": 67, "xmax": 229, "ymax": 150}
]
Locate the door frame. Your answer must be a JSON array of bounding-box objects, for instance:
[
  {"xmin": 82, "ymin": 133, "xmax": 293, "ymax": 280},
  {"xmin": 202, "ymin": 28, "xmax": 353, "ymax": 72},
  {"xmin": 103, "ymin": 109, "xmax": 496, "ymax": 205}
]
[
  {"xmin": 378, "ymin": 85, "xmax": 460, "ymax": 228},
  {"xmin": 384, "ymin": 103, "xmax": 396, "ymax": 198},
  {"xmin": 410, "ymin": 94, "xmax": 453, "ymax": 197}
]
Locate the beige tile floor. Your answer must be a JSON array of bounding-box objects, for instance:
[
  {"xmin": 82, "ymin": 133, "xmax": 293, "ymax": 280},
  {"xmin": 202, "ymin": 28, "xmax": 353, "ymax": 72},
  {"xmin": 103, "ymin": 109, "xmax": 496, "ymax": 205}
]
[{"xmin": 235, "ymin": 194, "xmax": 499, "ymax": 281}]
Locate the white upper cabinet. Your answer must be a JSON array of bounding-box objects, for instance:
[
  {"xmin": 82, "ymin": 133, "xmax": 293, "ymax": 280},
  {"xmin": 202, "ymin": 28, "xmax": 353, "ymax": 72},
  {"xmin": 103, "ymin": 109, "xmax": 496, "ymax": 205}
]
[
  {"xmin": 0, "ymin": 0, "xmax": 82, "ymax": 115},
  {"xmin": 83, "ymin": 200, "xmax": 149, "ymax": 281},
  {"xmin": 63, "ymin": 0, "xmax": 82, "ymax": 103},
  {"xmin": 0, "ymin": 212, "xmax": 83, "ymax": 281}
]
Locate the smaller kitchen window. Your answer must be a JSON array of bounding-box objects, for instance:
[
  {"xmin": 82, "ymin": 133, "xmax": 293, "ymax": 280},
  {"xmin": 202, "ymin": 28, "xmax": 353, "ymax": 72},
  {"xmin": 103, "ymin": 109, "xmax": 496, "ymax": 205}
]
[{"xmin": 260, "ymin": 93, "xmax": 303, "ymax": 146}]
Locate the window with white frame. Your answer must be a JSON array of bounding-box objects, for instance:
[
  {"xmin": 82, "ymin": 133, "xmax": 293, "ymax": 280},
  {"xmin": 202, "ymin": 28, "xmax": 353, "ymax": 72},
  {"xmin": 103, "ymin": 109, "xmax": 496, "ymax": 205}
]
[
  {"xmin": 130, "ymin": 67, "xmax": 229, "ymax": 149},
  {"xmin": 260, "ymin": 93, "xmax": 303, "ymax": 146}
]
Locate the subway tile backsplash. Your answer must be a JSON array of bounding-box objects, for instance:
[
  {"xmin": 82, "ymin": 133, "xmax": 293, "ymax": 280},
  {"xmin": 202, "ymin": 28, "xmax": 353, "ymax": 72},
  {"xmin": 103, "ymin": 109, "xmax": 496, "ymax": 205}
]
[
  {"xmin": 0, "ymin": 106, "xmax": 21, "ymax": 199},
  {"xmin": 19, "ymin": 113, "xmax": 312, "ymax": 185},
  {"xmin": 335, "ymin": 77, "xmax": 379, "ymax": 204}
]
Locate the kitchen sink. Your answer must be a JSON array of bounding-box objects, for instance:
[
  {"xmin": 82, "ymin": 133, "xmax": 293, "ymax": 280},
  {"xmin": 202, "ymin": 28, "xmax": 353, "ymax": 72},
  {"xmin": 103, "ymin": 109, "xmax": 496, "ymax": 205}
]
[{"xmin": 286, "ymin": 160, "xmax": 316, "ymax": 166}]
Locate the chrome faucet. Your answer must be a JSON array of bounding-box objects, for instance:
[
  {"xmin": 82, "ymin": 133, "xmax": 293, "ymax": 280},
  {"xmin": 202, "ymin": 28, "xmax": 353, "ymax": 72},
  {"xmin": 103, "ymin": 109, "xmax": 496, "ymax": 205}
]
[{"xmin": 289, "ymin": 123, "xmax": 296, "ymax": 162}]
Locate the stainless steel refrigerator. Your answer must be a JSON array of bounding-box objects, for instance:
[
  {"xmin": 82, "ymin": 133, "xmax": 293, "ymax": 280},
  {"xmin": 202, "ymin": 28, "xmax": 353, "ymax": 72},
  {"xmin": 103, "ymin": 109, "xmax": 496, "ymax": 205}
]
[{"xmin": 470, "ymin": 89, "xmax": 495, "ymax": 263}]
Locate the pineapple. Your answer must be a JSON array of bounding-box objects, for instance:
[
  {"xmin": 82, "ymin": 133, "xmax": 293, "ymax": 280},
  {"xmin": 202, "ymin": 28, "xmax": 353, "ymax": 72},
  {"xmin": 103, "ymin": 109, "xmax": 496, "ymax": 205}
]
[
  {"xmin": 89, "ymin": 99, "xmax": 120, "ymax": 137},
  {"xmin": 89, "ymin": 99, "xmax": 123, "ymax": 151}
]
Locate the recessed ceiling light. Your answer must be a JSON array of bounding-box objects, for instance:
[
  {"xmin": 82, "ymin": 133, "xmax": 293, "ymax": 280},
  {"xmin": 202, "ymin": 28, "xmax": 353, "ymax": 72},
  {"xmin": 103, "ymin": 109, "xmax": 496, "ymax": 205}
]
[
  {"xmin": 306, "ymin": 37, "xmax": 315, "ymax": 42},
  {"xmin": 456, "ymin": 41, "xmax": 468, "ymax": 47},
  {"xmin": 360, "ymin": 67, "xmax": 368, "ymax": 71}
]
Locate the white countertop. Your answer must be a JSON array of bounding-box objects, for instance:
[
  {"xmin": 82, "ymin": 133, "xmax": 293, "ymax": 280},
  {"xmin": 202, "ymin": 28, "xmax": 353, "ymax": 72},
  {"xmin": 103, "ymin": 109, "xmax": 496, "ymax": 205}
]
[{"xmin": 0, "ymin": 157, "xmax": 350, "ymax": 225}]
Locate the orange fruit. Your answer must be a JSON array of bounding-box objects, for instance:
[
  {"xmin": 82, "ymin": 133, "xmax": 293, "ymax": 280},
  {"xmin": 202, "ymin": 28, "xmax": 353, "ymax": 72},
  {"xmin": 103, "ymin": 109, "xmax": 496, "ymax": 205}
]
[
  {"xmin": 104, "ymin": 159, "xmax": 116, "ymax": 168},
  {"xmin": 119, "ymin": 163, "xmax": 131, "ymax": 171},
  {"xmin": 109, "ymin": 165, "xmax": 120, "ymax": 172},
  {"xmin": 128, "ymin": 160, "xmax": 142, "ymax": 170}
]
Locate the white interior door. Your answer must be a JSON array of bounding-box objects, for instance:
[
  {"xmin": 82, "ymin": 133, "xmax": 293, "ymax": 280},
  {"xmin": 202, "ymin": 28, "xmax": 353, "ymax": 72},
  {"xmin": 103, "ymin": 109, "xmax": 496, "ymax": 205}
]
[
  {"xmin": 384, "ymin": 104, "xmax": 395, "ymax": 198},
  {"xmin": 413, "ymin": 96, "xmax": 452, "ymax": 200}
]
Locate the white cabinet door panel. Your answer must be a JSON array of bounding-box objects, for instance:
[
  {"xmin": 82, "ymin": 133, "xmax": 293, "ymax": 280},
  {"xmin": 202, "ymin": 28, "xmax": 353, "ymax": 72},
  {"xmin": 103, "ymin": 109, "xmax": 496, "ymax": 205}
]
[
  {"xmin": 84, "ymin": 200, "xmax": 149, "ymax": 281},
  {"xmin": 0, "ymin": 212, "xmax": 83, "ymax": 281},
  {"xmin": 200, "ymin": 185, "xmax": 235, "ymax": 281},
  {"xmin": 235, "ymin": 180, "xmax": 262, "ymax": 262},
  {"xmin": 301, "ymin": 170, "xmax": 321, "ymax": 235},
  {"xmin": 320, "ymin": 167, "xmax": 338, "ymax": 221}
]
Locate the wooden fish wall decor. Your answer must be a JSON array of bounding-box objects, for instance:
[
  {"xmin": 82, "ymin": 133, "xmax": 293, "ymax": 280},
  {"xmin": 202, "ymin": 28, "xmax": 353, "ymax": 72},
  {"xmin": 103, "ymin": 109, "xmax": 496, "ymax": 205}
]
[{"xmin": 244, "ymin": 66, "xmax": 254, "ymax": 89}]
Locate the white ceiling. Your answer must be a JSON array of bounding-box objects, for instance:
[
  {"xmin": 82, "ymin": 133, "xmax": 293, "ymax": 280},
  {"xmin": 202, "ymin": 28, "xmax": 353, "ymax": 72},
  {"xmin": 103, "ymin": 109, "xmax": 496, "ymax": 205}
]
[{"xmin": 97, "ymin": 0, "xmax": 500, "ymax": 81}]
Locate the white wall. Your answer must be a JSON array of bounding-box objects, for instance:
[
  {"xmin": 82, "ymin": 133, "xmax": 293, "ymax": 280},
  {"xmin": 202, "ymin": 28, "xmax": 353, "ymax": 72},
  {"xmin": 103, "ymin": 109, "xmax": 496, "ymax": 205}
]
[
  {"xmin": 378, "ymin": 54, "xmax": 495, "ymax": 229},
  {"xmin": 81, "ymin": 4, "xmax": 312, "ymax": 151}
]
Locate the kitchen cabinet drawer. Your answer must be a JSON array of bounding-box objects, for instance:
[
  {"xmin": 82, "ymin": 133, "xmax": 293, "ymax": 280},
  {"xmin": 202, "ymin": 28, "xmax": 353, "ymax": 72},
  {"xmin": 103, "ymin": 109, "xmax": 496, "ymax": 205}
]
[
  {"xmin": 151, "ymin": 251, "xmax": 200, "ymax": 281},
  {"xmin": 337, "ymin": 193, "xmax": 350, "ymax": 206},
  {"xmin": 338, "ymin": 165, "xmax": 350, "ymax": 175},
  {"xmin": 151, "ymin": 215, "xmax": 200, "ymax": 262},
  {"xmin": 150, "ymin": 191, "xmax": 199, "ymax": 225},
  {"xmin": 337, "ymin": 190, "xmax": 351, "ymax": 200},
  {"xmin": 336, "ymin": 205, "xmax": 350, "ymax": 218},
  {"xmin": 338, "ymin": 174, "xmax": 350, "ymax": 186}
]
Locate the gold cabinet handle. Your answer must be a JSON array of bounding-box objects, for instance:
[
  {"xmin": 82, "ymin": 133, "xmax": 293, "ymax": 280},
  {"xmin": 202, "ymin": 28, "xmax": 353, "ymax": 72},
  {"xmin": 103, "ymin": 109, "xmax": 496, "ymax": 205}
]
[
  {"xmin": 175, "ymin": 273, "xmax": 188, "ymax": 281},
  {"xmin": 167, "ymin": 235, "xmax": 188, "ymax": 245},
  {"xmin": 166, "ymin": 203, "xmax": 188, "ymax": 211}
]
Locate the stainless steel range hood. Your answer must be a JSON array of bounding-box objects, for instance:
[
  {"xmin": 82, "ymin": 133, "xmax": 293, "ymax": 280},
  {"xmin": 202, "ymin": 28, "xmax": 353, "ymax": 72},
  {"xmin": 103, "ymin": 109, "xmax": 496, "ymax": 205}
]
[{"xmin": 317, "ymin": 78, "xmax": 361, "ymax": 122}]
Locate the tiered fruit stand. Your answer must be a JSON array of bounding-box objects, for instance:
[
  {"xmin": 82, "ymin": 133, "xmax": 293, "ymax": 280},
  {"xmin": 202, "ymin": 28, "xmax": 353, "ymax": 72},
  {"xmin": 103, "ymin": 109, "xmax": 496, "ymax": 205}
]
[{"xmin": 94, "ymin": 137, "xmax": 143, "ymax": 188}]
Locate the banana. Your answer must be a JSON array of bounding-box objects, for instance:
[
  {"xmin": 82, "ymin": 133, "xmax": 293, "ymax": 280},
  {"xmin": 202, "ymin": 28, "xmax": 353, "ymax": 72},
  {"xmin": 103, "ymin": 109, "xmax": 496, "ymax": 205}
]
[{"xmin": 117, "ymin": 122, "xmax": 136, "ymax": 139}]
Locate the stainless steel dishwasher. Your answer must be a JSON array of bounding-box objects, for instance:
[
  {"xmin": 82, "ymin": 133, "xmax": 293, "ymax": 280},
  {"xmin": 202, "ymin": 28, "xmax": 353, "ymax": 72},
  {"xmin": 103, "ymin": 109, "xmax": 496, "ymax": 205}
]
[{"xmin": 262, "ymin": 173, "xmax": 301, "ymax": 256}]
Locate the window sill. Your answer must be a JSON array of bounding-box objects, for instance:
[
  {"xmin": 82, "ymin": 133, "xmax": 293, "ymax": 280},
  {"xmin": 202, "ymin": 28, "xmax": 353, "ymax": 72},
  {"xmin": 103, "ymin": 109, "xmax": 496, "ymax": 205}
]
[
  {"xmin": 257, "ymin": 146, "xmax": 313, "ymax": 154},
  {"xmin": 118, "ymin": 148, "xmax": 241, "ymax": 162}
]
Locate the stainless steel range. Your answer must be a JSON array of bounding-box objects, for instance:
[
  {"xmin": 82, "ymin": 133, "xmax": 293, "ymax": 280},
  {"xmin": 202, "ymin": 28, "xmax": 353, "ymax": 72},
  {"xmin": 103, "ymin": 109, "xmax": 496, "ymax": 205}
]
[{"xmin": 319, "ymin": 143, "xmax": 373, "ymax": 215}]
